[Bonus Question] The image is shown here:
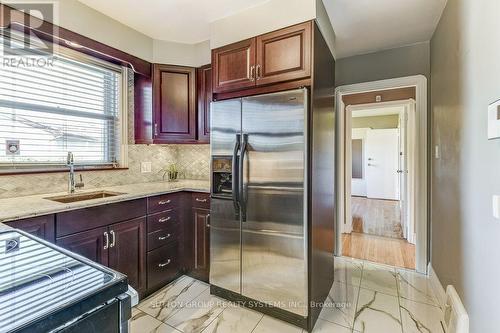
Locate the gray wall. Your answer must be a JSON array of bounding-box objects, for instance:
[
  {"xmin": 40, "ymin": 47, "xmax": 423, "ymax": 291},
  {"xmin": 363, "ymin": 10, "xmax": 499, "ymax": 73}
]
[
  {"xmin": 352, "ymin": 115, "xmax": 399, "ymax": 129},
  {"xmin": 335, "ymin": 42, "xmax": 430, "ymax": 86},
  {"xmin": 430, "ymin": 0, "xmax": 500, "ymax": 331}
]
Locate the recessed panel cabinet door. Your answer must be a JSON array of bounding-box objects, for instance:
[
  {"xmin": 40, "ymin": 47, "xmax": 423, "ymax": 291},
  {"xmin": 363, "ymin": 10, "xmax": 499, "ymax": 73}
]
[
  {"xmin": 56, "ymin": 227, "xmax": 109, "ymax": 266},
  {"xmin": 193, "ymin": 208, "xmax": 210, "ymax": 282},
  {"xmin": 197, "ymin": 65, "xmax": 212, "ymax": 143},
  {"xmin": 153, "ymin": 65, "xmax": 196, "ymax": 143},
  {"xmin": 108, "ymin": 218, "xmax": 146, "ymax": 293},
  {"xmin": 212, "ymin": 38, "xmax": 256, "ymax": 93},
  {"xmin": 256, "ymin": 22, "xmax": 311, "ymax": 86}
]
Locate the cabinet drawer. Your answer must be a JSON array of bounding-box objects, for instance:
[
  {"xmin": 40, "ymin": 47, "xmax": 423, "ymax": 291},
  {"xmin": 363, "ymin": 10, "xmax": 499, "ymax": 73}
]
[
  {"xmin": 148, "ymin": 193, "xmax": 181, "ymax": 214},
  {"xmin": 147, "ymin": 223, "xmax": 180, "ymax": 251},
  {"xmin": 147, "ymin": 210, "xmax": 179, "ymax": 233},
  {"xmin": 192, "ymin": 192, "xmax": 210, "ymax": 209},
  {"xmin": 147, "ymin": 242, "xmax": 180, "ymax": 289},
  {"xmin": 6, "ymin": 215, "xmax": 55, "ymax": 243}
]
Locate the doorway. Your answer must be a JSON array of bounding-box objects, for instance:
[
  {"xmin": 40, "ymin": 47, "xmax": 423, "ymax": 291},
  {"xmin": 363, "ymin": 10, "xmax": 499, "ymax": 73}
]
[{"xmin": 335, "ymin": 76, "xmax": 428, "ymax": 273}]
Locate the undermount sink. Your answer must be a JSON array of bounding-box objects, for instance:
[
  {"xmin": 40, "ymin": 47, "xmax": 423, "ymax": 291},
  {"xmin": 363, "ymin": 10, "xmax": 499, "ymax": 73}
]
[{"xmin": 45, "ymin": 191, "xmax": 126, "ymax": 203}]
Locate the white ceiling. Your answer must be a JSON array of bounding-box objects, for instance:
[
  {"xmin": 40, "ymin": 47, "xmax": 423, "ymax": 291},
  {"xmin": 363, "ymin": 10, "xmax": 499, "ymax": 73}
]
[
  {"xmin": 323, "ymin": 0, "xmax": 447, "ymax": 58},
  {"xmin": 352, "ymin": 105, "xmax": 403, "ymax": 118},
  {"xmin": 77, "ymin": 0, "xmax": 270, "ymax": 44}
]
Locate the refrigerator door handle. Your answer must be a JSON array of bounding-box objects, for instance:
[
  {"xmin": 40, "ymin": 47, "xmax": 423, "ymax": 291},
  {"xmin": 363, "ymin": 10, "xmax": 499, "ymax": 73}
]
[
  {"xmin": 239, "ymin": 134, "xmax": 248, "ymax": 222},
  {"xmin": 232, "ymin": 134, "xmax": 241, "ymax": 217}
]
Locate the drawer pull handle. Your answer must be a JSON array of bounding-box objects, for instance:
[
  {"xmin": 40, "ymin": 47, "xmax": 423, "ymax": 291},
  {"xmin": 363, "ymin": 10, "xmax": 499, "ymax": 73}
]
[
  {"xmin": 195, "ymin": 198, "xmax": 208, "ymax": 203},
  {"xmin": 103, "ymin": 232, "xmax": 109, "ymax": 250},
  {"xmin": 158, "ymin": 234, "xmax": 171, "ymax": 241},
  {"xmin": 159, "ymin": 216, "xmax": 171, "ymax": 223},
  {"xmin": 158, "ymin": 259, "xmax": 171, "ymax": 268},
  {"xmin": 159, "ymin": 199, "xmax": 171, "ymax": 205}
]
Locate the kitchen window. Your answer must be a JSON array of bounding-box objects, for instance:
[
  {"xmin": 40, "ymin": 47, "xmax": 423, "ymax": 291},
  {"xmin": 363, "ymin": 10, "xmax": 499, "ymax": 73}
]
[{"xmin": 0, "ymin": 34, "xmax": 128, "ymax": 173}]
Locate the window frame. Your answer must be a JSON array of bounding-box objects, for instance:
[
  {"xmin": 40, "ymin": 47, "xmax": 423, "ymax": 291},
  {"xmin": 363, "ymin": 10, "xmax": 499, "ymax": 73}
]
[{"xmin": 0, "ymin": 35, "xmax": 129, "ymax": 175}]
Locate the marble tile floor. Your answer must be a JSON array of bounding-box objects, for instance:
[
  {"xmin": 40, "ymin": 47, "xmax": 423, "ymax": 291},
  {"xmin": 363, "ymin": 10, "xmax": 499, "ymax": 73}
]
[{"xmin": 131, "ymin": 257, "xmax": 444, "ymax": 333}]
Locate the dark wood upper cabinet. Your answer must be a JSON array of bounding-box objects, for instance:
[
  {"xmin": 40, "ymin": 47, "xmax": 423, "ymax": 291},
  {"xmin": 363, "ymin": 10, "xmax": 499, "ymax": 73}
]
[
  {"xmin": 211, "ymin": 21, "xmax": 312, "ymax": 95},
  {"xmin": 212, "ymin": 38, "xmax": 256, "ymax": 93},
  {"xmin": 153, "ymin": 64, "xmax": 196, "ymax": 143},
  {"xmin": 256, "ymin": 21, "xmax": 311, "ymax": 86},
  {"xmin": 197, "ymin": 65, "xmax": 212, "ymax": 143},
  {"xmin": 6, "ymin": 215, "xmax": 55, "ymax": 243},
  {"xmin": 108, "ymin": 218, "xmax": 146, "ymax": 293}
]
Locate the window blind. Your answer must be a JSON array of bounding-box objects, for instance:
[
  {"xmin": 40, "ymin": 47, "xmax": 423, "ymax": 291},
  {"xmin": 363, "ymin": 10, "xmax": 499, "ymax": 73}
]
[{"xmin": 0, "ymin": 33, "xmax": 123, "ymax": 172}]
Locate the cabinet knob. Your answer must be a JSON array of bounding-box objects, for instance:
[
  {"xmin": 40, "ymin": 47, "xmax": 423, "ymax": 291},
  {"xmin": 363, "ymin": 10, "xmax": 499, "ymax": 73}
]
[{"xmin": 158, "ymin": 259, "xmax": 171, "ymax": 268}]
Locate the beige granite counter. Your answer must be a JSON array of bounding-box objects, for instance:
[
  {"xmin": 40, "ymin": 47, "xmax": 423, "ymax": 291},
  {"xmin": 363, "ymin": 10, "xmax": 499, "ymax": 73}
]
[{"xmin": 0, "ymin": 179, "xmax": 210, "ymax": 223}]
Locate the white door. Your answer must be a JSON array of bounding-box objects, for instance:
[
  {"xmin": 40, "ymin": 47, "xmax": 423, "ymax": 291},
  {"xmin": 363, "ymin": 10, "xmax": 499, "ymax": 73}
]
[
  {"xmin": 365, "ymin": 129, "xmax": 400, "ymax": 200},
  {"xmin": 399, "ymin": 110, "xmax": 408, "ymax": 237}
]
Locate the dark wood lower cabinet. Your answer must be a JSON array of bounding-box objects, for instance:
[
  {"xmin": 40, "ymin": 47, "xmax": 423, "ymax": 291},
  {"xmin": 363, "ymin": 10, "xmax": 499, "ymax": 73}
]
[
  {"xmin": 56, "ymin": 227, "xmax": 109, "ymax": 266},
  {"xmin": 191, "ymin": 208, "xmax": 210, "ymax": 282},
  {"xmin": 5, "ymin": 215, "xmax": 55, "ymax": 243},
  {"xmin": 147, "ymin": 241, "xmax": 180, "ymax": 290},
  {"xmin": 108, "ymin": 218, "xmax": 146, "ymax": 294}
]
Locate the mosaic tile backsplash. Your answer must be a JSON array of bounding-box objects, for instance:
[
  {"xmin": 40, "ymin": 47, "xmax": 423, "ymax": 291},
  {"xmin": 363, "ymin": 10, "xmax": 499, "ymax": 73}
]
[{"xmin": 0, "ymin": 144, "xmax": 210, "ymax": 199}]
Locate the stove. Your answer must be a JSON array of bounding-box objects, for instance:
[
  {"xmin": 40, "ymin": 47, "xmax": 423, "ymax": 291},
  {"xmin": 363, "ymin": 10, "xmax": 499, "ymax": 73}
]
[{"xmin": 0, "ymin": 230, "xmax": 130, "ymax": 333}]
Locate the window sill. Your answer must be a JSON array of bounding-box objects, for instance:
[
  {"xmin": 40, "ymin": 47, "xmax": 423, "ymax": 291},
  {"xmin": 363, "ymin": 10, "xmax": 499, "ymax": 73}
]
[{"xmin": 0, "ymin": 167, "xmax": 129, "ymax": 176}]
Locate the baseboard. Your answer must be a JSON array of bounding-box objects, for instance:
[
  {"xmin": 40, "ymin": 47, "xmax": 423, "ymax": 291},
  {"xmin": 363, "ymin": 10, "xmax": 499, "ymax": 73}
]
[{"xmin": 428, "ymin": 263, "xmax": 447, "ymax": 308}]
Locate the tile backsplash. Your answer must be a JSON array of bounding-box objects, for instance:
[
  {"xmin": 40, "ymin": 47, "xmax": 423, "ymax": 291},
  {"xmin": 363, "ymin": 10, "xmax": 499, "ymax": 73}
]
[{"xmin": 0, "ymin": 144, "xmax": 210, "ymax": 199}]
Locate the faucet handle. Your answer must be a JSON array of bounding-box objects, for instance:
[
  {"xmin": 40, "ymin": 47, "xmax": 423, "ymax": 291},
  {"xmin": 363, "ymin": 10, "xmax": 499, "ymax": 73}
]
[
  {"xmin": 67, "ymin": 152, "xmax": 74, "ymax": 165},
  {"xmin": 75, "ymin": 174, "xmax": 85, "ymax": 189}
]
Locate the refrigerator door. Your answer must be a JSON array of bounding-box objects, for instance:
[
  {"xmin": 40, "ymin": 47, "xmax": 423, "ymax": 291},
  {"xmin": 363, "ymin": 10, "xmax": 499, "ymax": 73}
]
[
  {"xmin": 210, "ymin": 98, "xmax": 242, "ymax": 294},
  {"xmin": 241, "ymin": 89, "xmax": 308, "ymax": 316}
]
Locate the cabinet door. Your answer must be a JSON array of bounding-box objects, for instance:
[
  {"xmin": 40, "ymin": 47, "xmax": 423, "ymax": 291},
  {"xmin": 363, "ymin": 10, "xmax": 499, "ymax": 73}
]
[
  {"xmin": 256, "ymin": 22, "xmax": 311, "ymax": 86},
  {"xmin": 56, "ymin": 227, "xmax": 109, "ymax": 266},
  {"xmin": 193, "ymin": 208, "xmax": 210, "ymax": 282},
  {"xmin": 153, "ymin": 64, "xmax": 196, "ymax": 143},
  {"xmin": 108, "ymin": 218, "xmax": 146, "ymax": 293},
  {"xmin": 197, "ymin": 65, "xmax": 212, "ymax": 143},
  {"xmin": 6, "ymin": 215, "xmax": 55, "ymax": 243},
  {"xmin": 212, "ymin": 38, "xmax": 256, "ymax": 93}
]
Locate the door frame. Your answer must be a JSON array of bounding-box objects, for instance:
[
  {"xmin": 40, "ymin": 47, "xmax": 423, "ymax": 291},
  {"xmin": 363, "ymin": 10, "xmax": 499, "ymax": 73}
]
[{"xmin": 335, "ymin": 75, "xmax": 428, "ymax": 273}]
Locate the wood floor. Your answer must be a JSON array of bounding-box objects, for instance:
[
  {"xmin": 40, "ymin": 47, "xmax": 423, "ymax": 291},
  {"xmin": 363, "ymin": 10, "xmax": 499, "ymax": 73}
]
[
  {"xmin": 342, "ymin": 232, "xmax": 415, "ymax": 269},
  {"xmin": 345, "ymin": 197, "xmax": 415, "ymax": 270},
  {"xmin": 351, "ymin": 196, "xmax": 403, "ymax": 238}
]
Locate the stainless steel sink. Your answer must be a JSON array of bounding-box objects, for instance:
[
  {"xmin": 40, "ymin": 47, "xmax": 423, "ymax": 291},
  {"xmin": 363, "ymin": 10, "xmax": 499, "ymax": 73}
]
[{"xmin": 45, "ymin": 191, "xmax": 125, "ymax": 203}]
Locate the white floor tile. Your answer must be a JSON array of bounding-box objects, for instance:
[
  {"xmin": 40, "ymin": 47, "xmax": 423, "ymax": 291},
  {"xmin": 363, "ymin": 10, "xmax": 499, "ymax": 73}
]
[
  {"xmin": 361, "ymin": 263, "xmax": 399, "ymax": 296},
  {"xmin": 130, "ymin": 308, "xmax": 180, "ymax": 333},
  {"xmin": 252, "ymin": 315, "xmax": 303, "ymax": 333},
  {"xmin": 334, "ymin": 257, "xmax": 364, "ymax": 286},
  {"xmin": 201, "ymin": 305, "xmax": 263, "ymax": 333},
  {"xmin": 319, "ymin": 281, "xmax": 359, "ymax": 329},
  {"xmin": 165, "ymin": 289, "xmax": 227, "ymax": 333},
  {"xmin": 312, "ymin": 319, "xmax": 352, "ymax": 333},
  {"xmin": 354, "ymin": 288, "xmax": 403, "ymax": 333},
  {"xmin": 397, "ymin": 269, "xmax": 439, "ymax": 306},
  {"xmin": 138, "ymin": 276, "xmax": 209, "ymax": 322},
  {"xmin": 400, "ymin": 298, "xmax": 444, "ymax": 333}
]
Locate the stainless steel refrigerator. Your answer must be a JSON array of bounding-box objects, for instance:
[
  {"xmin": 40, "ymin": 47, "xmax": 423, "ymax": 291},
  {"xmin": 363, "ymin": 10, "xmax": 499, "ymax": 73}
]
[{"xmin": 210, "ymin": 88, "xmax": 310, "ymax": 322}]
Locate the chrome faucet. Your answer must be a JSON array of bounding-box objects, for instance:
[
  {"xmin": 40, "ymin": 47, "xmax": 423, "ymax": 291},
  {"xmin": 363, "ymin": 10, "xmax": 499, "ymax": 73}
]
[{"xmin": 67, "ymin": 152, "xmax": 84, "ymax": 193}]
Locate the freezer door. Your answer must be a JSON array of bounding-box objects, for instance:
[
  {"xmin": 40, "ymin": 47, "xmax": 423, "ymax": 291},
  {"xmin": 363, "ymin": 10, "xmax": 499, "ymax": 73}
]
[
  {"xmin": 241, "ymin": 89, "xmax": 308, "ymax": 316},
  {"xmin": 209, "ymin": 99, "xmax": 242, "ymax": 293}
]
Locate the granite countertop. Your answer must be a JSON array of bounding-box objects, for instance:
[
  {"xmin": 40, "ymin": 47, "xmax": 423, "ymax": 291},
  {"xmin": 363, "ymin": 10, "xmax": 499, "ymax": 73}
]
[{"xmin": 0, "ymin": 179, "xmax": 210, "ymax": 223}]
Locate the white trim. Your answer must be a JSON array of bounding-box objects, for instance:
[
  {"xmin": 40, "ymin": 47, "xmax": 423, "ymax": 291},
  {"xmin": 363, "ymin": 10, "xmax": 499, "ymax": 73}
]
[
  {"xmin": 335, "ymin": 75, "xmax": 428, "ymax": 274},
  {"xmin": 118, "ymin": 67, "xmax": 129, "ymax": 168},
  {"xmin": 428, "ymin": 263, "xmax": 447, "ymax": 307}
]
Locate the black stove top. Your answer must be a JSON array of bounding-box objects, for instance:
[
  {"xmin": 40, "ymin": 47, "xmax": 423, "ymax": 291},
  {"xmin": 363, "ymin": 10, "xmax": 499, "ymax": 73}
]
[{"xmin": 0, "ymin": 230, "xmax": 122, "ymax": 332}]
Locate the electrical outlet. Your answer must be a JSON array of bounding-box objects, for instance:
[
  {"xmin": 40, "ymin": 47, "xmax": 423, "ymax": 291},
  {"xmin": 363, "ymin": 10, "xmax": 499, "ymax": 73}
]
[
  {"xmin": 435, "ymin": 145, "xmax": 440, "ymax": 159},
  {"xmin": 141, "ymin": 162, "xmax": 152, "ymax": 173},
  {"xmin": 493, "ymin": 195, "xmax": 500, "ymax": 220}
]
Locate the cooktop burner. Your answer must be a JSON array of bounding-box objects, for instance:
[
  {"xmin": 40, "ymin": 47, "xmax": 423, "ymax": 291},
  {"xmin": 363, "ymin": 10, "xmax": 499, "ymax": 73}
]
[{"xmin": 0, "ymin": 230, "xmax": 117, "ymax": 332}]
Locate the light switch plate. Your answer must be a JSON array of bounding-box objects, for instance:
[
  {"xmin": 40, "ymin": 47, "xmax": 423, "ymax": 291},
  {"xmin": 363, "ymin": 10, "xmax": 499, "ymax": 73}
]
[
  {"xmin": 493, "ymin": 195, "xmax": 500, "ymax": 220},
  {"xmin": 141, "ymin": 162, "xmax": 152, "ymax": 173},
  {"xmin": 488, "ymin": 99, "xmax": 500, "ymax": 139}
]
